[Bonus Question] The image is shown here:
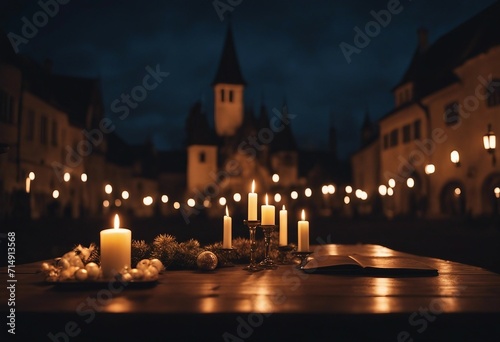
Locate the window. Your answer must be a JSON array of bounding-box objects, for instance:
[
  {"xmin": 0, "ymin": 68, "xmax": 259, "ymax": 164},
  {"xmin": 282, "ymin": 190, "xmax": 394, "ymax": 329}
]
[
  {"xmin": 51, "ymin": 120, "xmax": 58, "ymax": 146},
  {"xmin": 220, "ymin": 89, "xmax": 225, "ymax": 102},
  {"xmin": 383, "ymin": 134, "xmax": 389, "ymax": 150},
  {"xmin": 199, "ymin": 151, "xmax": 206, "ymax": 163},
  {"xmin": 25, "ymin": 110, "xmax": 35, "ymax": 141},
  {"xmin": 229, "ymin": 90, "xmax": 234, "ymax": 103},
  {"xmin": 487, "ymin": 79, "xmax": 500, "ymax": 107},
  {"xmin": 40, "ymin": 115, "xmax": 48, "ymax": 145},
  {"xmin": 444, "ymin": 102, "xmax": 459, "ymax": 126},
  {"xmin": 414, "ymin": 120, "xmax": 421, "ymax": 140},
  {"xmin": 390, "ymin": 129, "xmax": 398, "ymax": 147},
  {"xmin": 403, "ymin": 124, "xmax": 411, "ymax": 143},
  {"xmin": 0, "ymin": 89, "xmax": 14, "ymax": 124}
]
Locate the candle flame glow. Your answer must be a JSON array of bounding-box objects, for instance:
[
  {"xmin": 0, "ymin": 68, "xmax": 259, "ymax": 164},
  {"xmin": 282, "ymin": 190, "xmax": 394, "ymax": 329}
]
[
  {"xmin": 283, "ymin": 205, "xmax": 286, "ymax": 210},
  {"xmin": 265, "ymin": 193, "xmax": 269, "ymax": 205},
  {"xmin": 251, "ymin": 179, "xmax": 255, "ymax": 193},
  {"xmin": 225, "ymin": 205, "xmax": 229, "ymax": 217},
  {"xmin": 114, "ymin": 214, "xmax": 120, "ymax": 229},
  {"xmin": 301, "ymin": 209, "xmax": 305, "ymax": 221}
]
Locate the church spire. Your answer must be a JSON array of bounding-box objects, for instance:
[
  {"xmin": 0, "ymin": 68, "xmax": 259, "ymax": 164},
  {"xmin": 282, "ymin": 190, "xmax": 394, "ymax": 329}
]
[{"xmin": 212, "ymin": 24, "xmax": 246, "ymax": 85}]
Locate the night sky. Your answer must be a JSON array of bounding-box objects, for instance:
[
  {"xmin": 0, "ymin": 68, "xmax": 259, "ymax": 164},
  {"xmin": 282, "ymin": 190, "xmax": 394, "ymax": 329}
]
[{"xmin": 1, "ymin": 0, "xmax": 496, "ymax": 158}]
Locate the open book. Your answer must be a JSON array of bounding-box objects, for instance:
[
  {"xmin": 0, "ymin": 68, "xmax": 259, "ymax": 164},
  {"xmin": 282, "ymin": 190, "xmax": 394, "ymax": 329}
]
[{"xmin": 302, "ymin": 254, "xmax": 438, "ymax": 276}]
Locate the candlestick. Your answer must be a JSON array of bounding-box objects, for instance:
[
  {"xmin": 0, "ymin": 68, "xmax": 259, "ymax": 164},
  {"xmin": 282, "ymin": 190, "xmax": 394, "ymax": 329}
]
[
  {"xmin": 100, "ymin": 214, "xmax": 131, "ymax": 279},
  {"xmin": 248, "ymin": 180, "xmax": 257, "ymax": 220},
  {"xmin": 243, "ymin": 219, "xmax": 262, "ymax": 272},
  {"xmin": 279, "ymin": 205, "xmax": 287, "ymax": 246},
  {"xmin": 298, "ymin": 209, "xmax": 309, "ymax": 252},
  {"xmin": 261, "ymin": 194, "xmax": 275, "ymax": 225},
  {"xmin": 223, "ymin": 205, "xmax": 232, "ymax": 248}
]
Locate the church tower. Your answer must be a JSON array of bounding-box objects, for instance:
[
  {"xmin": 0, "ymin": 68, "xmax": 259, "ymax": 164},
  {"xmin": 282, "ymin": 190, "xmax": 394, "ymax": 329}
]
[{"xmin": 213, "ymin": 24, "xmax": 246, "ymax": 137}]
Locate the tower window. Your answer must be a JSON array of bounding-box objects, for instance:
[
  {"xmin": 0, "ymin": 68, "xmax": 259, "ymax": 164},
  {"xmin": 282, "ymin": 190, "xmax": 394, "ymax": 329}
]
[
  {"xmin": 220, "ymin": 89, "xmax": 225, "ymax": 102},
  {"xmin": 199, "ymin": 151, "xmax": 206, "ymax": 163},
  {"xmin": 229, "ymin": 90, "xmax": 234, "ymax": 103},
  {"xmin": 444, "ymin": 102, "xmax": 459, "ymax": 126},
  {"xmin": 487, "ymin": 79, "xmax": 500, "ymax": 107}
]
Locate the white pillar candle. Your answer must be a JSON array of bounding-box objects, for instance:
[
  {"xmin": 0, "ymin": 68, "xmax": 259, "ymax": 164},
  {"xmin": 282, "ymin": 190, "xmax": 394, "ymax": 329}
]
[
  {"xmin": 279, "ymin": 205, "xmax": 288, "ymax": 246},
  {"xmin": 100, "ymin": 214, "xmax": 131, "ymax": 279},
  {"xmin": 248, "ymin": 180, "xmax": 258, "ymax": 220},
  {"xmin": 261, "ymin": 194, "xmax": 275, "ymax": 225},
  {"xmin": 223, "ymin": 205, "xmax": 232, "ymax": 248},
  {"xmin": 298, "ymin": 209, "xmax": 309, "ymax": 252}
]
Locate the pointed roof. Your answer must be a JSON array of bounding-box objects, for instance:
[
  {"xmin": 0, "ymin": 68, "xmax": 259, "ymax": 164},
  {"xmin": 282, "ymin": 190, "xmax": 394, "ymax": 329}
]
[
  {"xmin": 212, "ymin": 24, "xmax": 246, "ymax": 85},
  {"xmin": 394, "ymin": 1, "xmax": 500, "ymax": 99},
  {"xmin": 185, "ymin": 101, "xmax": 217, "ymax": 146}
]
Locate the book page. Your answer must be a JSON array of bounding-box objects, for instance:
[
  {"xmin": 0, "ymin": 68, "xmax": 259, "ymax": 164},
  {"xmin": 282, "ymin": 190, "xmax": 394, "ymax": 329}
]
[
  {"xmin": 302, "ymin": 255, "xmax": 361, "ymax": 270},
  {"xmin": 349, "ymin": 255, "xmax": 437, "ymax": 271}
]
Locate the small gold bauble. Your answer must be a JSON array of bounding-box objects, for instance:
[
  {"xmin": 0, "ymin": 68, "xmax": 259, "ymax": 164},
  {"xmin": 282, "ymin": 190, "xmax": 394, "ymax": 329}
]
[{"xmin": 196, "ymin": 251, "xmax": 218, "ymax": 271}]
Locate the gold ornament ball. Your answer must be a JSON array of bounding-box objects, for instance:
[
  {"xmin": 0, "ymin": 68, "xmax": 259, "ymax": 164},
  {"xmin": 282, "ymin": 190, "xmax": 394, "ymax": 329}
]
[{"xmin": 196, "ymin": 251, "xmax": 218, "ymax": 271}]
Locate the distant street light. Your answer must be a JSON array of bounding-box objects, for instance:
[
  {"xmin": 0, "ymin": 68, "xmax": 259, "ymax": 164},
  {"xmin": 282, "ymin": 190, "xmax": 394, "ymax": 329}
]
[
  {"xmin": 378, "ymin": 185, "xmax": 387, "ymax": 196},
  {"xmin": 450, "ymin": 150, "xmax": 460, "ymax": 167},
  {"xmin": 425, "ymin": 164, "xmax": 435, "ymax": 175}
]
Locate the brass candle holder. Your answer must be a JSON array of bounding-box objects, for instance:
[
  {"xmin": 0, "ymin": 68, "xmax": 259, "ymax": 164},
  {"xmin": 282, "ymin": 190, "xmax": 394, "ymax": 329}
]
[
  {"xmin": 292, "ymin": 251, "xmax": 313, "ymax": 269},
  {"xmin": 243, "ymin": 220, "xmax": 262, "ymax": 272},
  {"xmin": 259, "ymin": 224, "xmax": 278, "ymax": 269}
]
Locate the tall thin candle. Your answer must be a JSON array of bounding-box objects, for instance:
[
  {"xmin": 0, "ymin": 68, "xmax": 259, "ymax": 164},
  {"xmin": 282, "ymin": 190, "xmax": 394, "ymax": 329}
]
[
  {"xmin": 279, "ymin": 205, "xmax": 288, "ymax": 246},
  {"xmin": 248, "ymin": 180, "xmax": 257, "ymax": 220},
  {"xmin": 223, "ymin": 206, "xmax": 232, "ymax": 248},
  {"xmin": 298, "ymin": 210, "xmax": 309, "ymax": 252}
]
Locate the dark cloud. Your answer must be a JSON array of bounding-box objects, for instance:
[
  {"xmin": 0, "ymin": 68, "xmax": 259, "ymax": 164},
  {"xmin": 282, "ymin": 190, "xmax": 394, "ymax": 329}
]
[{"xmin": 1, "ymin": 0, "xmax": 496, "ymax": 158}]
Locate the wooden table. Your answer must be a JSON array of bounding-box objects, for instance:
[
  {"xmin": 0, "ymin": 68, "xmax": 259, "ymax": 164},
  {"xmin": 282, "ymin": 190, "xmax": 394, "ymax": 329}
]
[{"xmin": 2, "ymin": 244, "xmax": 500, "ymax": 341}]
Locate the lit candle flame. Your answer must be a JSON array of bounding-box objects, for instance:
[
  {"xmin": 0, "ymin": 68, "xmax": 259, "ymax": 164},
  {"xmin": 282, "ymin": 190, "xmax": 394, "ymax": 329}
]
[
  {"xmin": 265, "ymin": 193, "xmax": 269, "ymax": 205},
  {"xmin": 225, "ymin": 205, "xmax": 229, "ymax": 217},
  {"xmin": 114, "ymin": 214, "xmax": 120, "ymax": 229},
  {"xmin": 283, "ymin": 205, "xmax": 286, "ymax": 210},
  {"xmin": 301, "ymin": 209, "xmax": 305, "ymax": 221},
  {"xmin": 251, "ymin": 179, "xmax": 255, "ymax": 193}
]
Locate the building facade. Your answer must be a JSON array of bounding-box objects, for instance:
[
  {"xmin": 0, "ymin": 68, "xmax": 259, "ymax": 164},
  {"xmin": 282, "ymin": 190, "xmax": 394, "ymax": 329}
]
[{"xmin": 351, "ymin": 3, "xmax": 500, "ymax": 218}]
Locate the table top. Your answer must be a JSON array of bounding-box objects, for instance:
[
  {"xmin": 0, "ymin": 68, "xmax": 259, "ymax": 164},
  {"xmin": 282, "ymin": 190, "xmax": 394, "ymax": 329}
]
[{"xmin": 3, "ymin": 244, "xmax": 500, "ymax": 341}]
